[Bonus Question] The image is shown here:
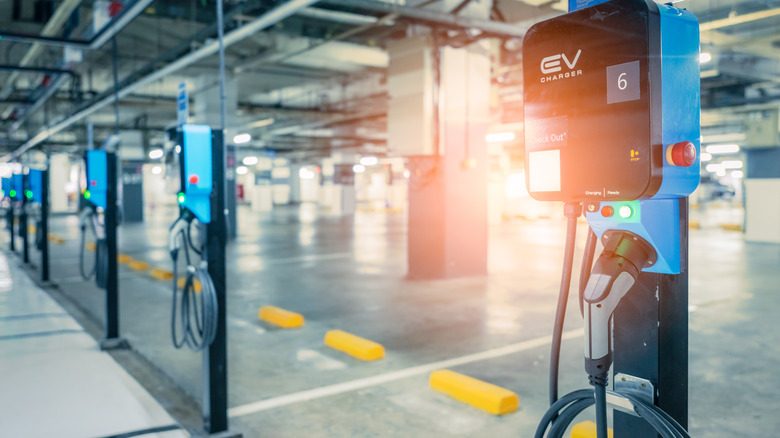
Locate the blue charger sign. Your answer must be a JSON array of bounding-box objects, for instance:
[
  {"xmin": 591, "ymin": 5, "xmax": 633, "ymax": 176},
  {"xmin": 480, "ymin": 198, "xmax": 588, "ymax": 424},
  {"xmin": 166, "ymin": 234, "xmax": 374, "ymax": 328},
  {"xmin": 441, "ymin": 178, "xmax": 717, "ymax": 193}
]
[
  {"xmin": 1, "ymin": 177, "xmax": 10, "ymax": 199},
  {"xmin": 28, "ymin": 169, "xmax": 43, "ymax": 203},
  {"xmin": 180, "ymin": 124, "xmax": 213, "ymax": 223},
  {"xmin": 12, "ymin": 173, "xmax": 23, "ymax": 201},
  {"xmin": 86, "ymin": 150, "xmax": 108, "ymax": 209}
]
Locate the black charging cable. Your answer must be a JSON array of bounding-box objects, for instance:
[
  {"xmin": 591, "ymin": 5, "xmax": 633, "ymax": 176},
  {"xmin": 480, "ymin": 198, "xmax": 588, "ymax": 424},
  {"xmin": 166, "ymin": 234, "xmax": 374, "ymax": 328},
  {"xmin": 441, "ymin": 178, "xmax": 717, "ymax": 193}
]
[
  {"xmin": 549, "ymin": 203, "xmax": 582, "ymax": 410},
  {"xmin": 79, "ymin": 209, "xmax": 98, "ymax": 281},
  {"xmin": 170, "ymin": 215, "xmax": 217, "ymax": 351}
]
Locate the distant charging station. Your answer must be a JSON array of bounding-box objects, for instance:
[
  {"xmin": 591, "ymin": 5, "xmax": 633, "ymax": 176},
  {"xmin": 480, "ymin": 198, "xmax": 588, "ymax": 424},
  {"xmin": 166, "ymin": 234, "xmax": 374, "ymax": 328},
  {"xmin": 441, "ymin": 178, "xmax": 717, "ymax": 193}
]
[
  {"xmin": 178, "ymin": 124, "xmax": 213, "ymax": 224},
  {"xmin": 524, "ymin": 1, "xmax": 699, "ymax": 437},
  {"xmin": 85, "ymin": 150, "xmax": 109, "ymax": 210}
]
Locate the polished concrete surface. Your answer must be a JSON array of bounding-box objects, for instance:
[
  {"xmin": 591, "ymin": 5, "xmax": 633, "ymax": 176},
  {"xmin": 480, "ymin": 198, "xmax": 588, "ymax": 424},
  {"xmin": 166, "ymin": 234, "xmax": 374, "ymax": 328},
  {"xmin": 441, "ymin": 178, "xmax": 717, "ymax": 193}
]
[
  {"xmin": 7, "ymin": 203, "xmax": 779, "ymax": 437},
  {"xmin": 0, "ymin": 251, "xmax": 187, "ymax": 438}
]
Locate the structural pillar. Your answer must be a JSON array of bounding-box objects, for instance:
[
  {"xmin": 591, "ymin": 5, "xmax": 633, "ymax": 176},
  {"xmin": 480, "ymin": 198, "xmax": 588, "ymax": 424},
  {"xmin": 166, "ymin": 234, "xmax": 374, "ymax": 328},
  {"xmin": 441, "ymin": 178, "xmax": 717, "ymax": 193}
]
[{"xmin": 404, "ymin": 42, "xmax": 490, "ymax": 279}]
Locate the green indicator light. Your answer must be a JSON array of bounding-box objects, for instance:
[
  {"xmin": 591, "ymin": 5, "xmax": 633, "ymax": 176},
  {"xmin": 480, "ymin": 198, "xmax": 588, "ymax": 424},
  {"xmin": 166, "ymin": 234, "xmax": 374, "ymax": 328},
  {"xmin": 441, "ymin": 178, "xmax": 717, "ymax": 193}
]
[
  {"xmin": 84, "ymin": 190, "xmax": 91, "ymax": 200},
  {"xmin": 9, "ymin": 190, "xmax": 16, "ymax": 198},
  {"xmin": 25, "ymin": 190, "xmax": 33, "ymax": 199},
  {"xmin": 177, "ymin": 193, "xmax": 186, "ymax": 204},
  {"xmin": 618, "ymin": 205, "xmax": 633, "ymax": 219}
]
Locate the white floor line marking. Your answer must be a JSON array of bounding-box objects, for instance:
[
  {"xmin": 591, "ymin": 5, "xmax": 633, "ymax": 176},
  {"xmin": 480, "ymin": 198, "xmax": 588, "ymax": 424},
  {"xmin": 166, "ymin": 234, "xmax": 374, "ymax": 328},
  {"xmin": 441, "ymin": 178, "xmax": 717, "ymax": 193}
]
[
  {"xmin": 229, "ymin": 328, "xmax": 583, "ymax": 418},
  {"xmin": 262, "ymin": 252, "xmax": 352, "ymax": 266}
]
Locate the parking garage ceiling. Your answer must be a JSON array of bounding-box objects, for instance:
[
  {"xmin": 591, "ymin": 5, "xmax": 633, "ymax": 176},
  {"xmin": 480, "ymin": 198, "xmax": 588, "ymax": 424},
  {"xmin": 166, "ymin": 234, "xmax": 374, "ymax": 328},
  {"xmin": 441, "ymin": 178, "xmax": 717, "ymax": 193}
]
[{"xmin": 0, "ymin": 0, "xmax": 778, "ymax": 160}]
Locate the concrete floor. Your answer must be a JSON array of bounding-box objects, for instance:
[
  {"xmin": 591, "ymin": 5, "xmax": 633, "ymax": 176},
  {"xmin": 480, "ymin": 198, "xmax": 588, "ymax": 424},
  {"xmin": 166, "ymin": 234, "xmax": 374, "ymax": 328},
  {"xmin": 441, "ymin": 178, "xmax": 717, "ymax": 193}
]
[{"xmin": 10, "ymin": 202, "xmax": 780, "ymax": 437}]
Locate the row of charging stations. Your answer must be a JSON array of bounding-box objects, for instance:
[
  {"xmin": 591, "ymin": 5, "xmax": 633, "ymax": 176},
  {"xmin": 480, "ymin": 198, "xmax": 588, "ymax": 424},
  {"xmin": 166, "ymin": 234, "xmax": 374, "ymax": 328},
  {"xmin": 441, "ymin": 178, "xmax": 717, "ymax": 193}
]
[
  {"xmin": 2, "ymin": 167, "xmax": 50, "ymax": 281},
  {"xmin": 523, "ymin": 0, "xmax": 699, "ymax": 436}
]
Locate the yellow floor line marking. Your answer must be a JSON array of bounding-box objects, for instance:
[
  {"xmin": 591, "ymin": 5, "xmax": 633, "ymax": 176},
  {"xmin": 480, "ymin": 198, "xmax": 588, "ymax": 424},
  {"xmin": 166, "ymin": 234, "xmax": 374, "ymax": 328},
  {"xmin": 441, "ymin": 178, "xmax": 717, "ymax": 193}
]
[{"xmin": 228, "ymin": 329, "xmax": 583, "ymax": 418}]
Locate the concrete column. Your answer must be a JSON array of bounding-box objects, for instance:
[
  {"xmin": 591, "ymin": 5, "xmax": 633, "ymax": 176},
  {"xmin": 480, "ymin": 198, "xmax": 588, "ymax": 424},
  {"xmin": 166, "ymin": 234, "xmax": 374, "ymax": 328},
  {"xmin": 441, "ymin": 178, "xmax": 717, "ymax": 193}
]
[
  {"xmin": 49, "ymin": 154, "xmax": 70, "ymax": 213},
  {"xmin": 406, "ymin": 42, "xmax": 490, "ymax": 279}
]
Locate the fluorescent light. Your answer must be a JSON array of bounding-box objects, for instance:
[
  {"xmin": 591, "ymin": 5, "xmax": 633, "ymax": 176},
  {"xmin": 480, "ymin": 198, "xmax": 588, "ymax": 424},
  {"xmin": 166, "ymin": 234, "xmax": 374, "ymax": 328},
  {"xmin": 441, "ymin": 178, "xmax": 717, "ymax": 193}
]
[
  {"xmin": 359, "ymin": 156, "xmax": 378, "ymax": 166},
  {"xmin": 705, "ymin": 164, "xmax": 722, "ymax": 173},
  {"xmin": 700, "ymin": 152, "xmax": 712, "ymax": 162},
  {"xmin": 705, "ymin": 144, "xmax": 739, "ymax": 154},
  {"xmin": 236, "ymin": 166, "xmax": 248, "ymax": 175},
  {"xmin": 353, "ymin": 164, "xmax": 365, "ymax": 173},
  {"xmin": 721, "ymin": 160, "xmax": 743, "ymax": 169},
  {"xmin": 242, "ymin": 156, "xmax": 258, "ymax": 166},
  {"xmin": 151, "ymin": 166, "xmax": 162, "ymax": 175},
  {"xmin": 148, "ymin": 148, "xmax": 163, "ymax": 159},
  {"xmin": 716, "ymin": 168, "xmax": 726, "ymax": 177},
  {"xmin": 731, "ymin": 170, "xmax": 744, "ymax": 179},
  {"xmin": 486, "ymin": 132, "xmax": 516, "ymax": 143},
  {"xmin": 699, "ymin": 52, "xmax": 712, "ymax": 64},
  {"xmin": 233, "ymin": 133, "xmax": 251, "ymax": 144},
  {"xmin": 299, "ymin": 168, "xmax": 315, "ymax": 179},
  {"xmin": 702, "ymin": 133, "xmax": 744, "ymax": 143}
]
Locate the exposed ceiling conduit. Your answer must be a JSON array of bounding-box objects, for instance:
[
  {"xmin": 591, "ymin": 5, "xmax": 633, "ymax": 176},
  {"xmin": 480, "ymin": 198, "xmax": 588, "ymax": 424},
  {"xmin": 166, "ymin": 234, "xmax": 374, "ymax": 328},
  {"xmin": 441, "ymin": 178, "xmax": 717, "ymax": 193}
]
[
  {"xmin": 0, "ymin": 0, "xmax": 81, "ymax": 100},
  {"xmin": 3, "ymin": 0, "xmax": 321, "ymax": 162}
]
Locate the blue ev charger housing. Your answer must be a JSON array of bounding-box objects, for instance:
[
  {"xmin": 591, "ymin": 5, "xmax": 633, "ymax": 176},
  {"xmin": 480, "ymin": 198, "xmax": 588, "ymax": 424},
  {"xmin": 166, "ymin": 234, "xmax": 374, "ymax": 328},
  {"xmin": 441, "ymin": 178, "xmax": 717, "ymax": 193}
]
[
  {"xmin": 85, "ymin": 150, "xmax": 109, "ymax": 209},
  {"xmin": 1, "ymin": 177, "xmax": 10, "ymax": 199},
  {"xmin": 28, "ymin": 169, "xmax": 43, "ymax": 203},
  {"xmin": 11, "ymin": 173, "xmax": 24, "ymax": 202},
  {"xmin": 178, "ymin": 124, "xmax": 213, "ymax": 224},
  {"xmin": 523, "ymin": 0, "xmax": 700, "ymax": 273}
]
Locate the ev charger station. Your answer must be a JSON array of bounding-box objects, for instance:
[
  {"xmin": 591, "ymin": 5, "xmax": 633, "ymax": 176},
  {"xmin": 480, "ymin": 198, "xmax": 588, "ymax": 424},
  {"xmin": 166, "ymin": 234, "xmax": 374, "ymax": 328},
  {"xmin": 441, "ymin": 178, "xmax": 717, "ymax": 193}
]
[
  {"xmin": 80, "ymin": 149, "xmax": 128, "ymax": 350},
  {"xmin": 523, "ymin": 0, "xmax": 699, "ymax": 437},
  {"xmin": 167, "ymin": 124, "xmax": 233, "ymax": 436},
  {"xmin": 3, "ymin": 176, "xmax": 14, "ymax": 252}
]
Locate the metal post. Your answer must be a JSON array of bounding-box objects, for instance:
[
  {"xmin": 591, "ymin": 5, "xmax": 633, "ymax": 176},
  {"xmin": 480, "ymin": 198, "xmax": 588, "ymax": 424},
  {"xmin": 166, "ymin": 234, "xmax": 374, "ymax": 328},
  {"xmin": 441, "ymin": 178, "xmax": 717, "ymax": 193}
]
[
  {"xmin": 100, "ymin": 152, "xmax": 128, "ymax": 350},
  {"xmin": 21, "ymin": 173, "xmax": 29, "ymax": 263},
  {"xmin": 203, "ymin": 130, "xmax": 231, "ymax": 435},
  {"xmin": 7, "ymin": 203, "xmax": 14, "ymax": 252},
  {"xmin": 41, "ymin": 169, "xmax": 50, "ymax": 282},
  {"xmin": 613, "ymin": 199, "xmax": 689, "ymax": 436}
]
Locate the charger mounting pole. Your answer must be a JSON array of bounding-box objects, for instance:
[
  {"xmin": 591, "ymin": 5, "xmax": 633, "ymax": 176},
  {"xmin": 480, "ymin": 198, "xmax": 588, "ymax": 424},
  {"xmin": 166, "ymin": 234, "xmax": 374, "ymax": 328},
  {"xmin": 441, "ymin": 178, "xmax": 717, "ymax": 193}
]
[{"xmin": 100, "ymin": 152, "xmax": 129, "ymax": 350}]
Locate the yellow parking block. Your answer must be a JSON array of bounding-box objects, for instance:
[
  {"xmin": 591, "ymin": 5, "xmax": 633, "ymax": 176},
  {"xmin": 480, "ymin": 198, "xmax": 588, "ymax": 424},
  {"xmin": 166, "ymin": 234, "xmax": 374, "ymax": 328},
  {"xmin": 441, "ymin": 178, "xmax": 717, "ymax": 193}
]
[
  {"xmin": 118, "ymin": 254, "xmax": 131, "ymax": 263},
  {"xmin": 324, "ymin": 330, "xmax": 384, "ymax": 361},
  {"xmin": 720, "ymin": 223, "xmax": 743, "ymax": 232},
  {"xmin": 177, "ymin": 277, "xmax": 202, "ymax": 292},
  {"xmin": 258, "ymin": 306, "xmax": 304, "ymax": 328},
  {"xmin": 571, "ymin": 421, "xmax": 614, "ymax": 438},
  {"xmin": 47, "ymin": 234, "xmax": 65, "ymax": 244},
  {"xmin": 128, "ymin": 260, "xmax": 149, "ymax": 271},
  {"xmin": 150, "ymin": 268, "xmax": 173, "ymax": 281},
  {"xmin": 429, "ymin": 370, "xmax": 518, "ymax": 415},
  {"xmin": 86, "ymin": 242, "xmax": 96, "ymax": 251}
]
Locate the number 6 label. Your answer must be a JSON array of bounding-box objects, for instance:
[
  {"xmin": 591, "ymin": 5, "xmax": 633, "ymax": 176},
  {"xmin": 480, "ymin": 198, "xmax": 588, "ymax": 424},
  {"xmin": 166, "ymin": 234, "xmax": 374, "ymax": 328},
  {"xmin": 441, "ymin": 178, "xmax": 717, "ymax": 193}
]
[{"xmin": 607, "ymin": 61, "xmax": 640, "ymax": 104}]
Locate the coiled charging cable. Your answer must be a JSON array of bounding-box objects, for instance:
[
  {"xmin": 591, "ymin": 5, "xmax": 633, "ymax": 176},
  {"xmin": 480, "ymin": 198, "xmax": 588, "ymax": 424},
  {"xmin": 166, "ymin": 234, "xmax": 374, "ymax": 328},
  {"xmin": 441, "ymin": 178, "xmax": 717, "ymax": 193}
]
[{"xmin": 169, "ymin": 216, "xmax": 218, "ymax": 351}]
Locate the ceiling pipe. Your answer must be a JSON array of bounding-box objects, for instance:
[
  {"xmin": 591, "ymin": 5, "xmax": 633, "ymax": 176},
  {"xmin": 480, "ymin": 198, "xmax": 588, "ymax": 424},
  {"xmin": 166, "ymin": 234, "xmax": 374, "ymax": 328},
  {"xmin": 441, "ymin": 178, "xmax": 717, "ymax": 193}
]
[
  {"xmin": 0, "ymin": 0, "xmax": 81, "ymax": 100},
  {"xmin": 319, "ymin": 0, "xmax": 527, "ymax": 37},
  {"xmin": 2, "ymin": 0, "xmax": 155, "ymax": 132},
  {"xmin": 700, "ymin": 7, "xmax": 780, "ymax": 32},
  {"xmin": 3, "ymin": 0, "xmax": 321, "ymax": 162},
  {"xmin": 296, "ymin": 7, "xmax": 388, "ymax": 25}
]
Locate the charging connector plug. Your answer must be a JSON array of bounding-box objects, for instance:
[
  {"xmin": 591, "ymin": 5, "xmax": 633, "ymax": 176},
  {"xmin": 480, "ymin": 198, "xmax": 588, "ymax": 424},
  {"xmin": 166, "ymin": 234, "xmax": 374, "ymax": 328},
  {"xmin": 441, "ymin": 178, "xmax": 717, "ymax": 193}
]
[{"xmin": 582, "ymin": 231, "xmax": 657, "ymax": 383}]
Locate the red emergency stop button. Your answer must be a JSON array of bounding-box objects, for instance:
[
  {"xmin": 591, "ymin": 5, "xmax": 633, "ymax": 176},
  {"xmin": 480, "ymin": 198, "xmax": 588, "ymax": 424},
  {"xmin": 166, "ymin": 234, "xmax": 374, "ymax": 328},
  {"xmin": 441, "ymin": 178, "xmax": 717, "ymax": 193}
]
[
  {"xmin": 189, "ymin": 175, "xmax": 199, "ymax": 184},
  {"xmin": 666, "ymin": 141, "xmax": 696, "ymax": 167}
]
